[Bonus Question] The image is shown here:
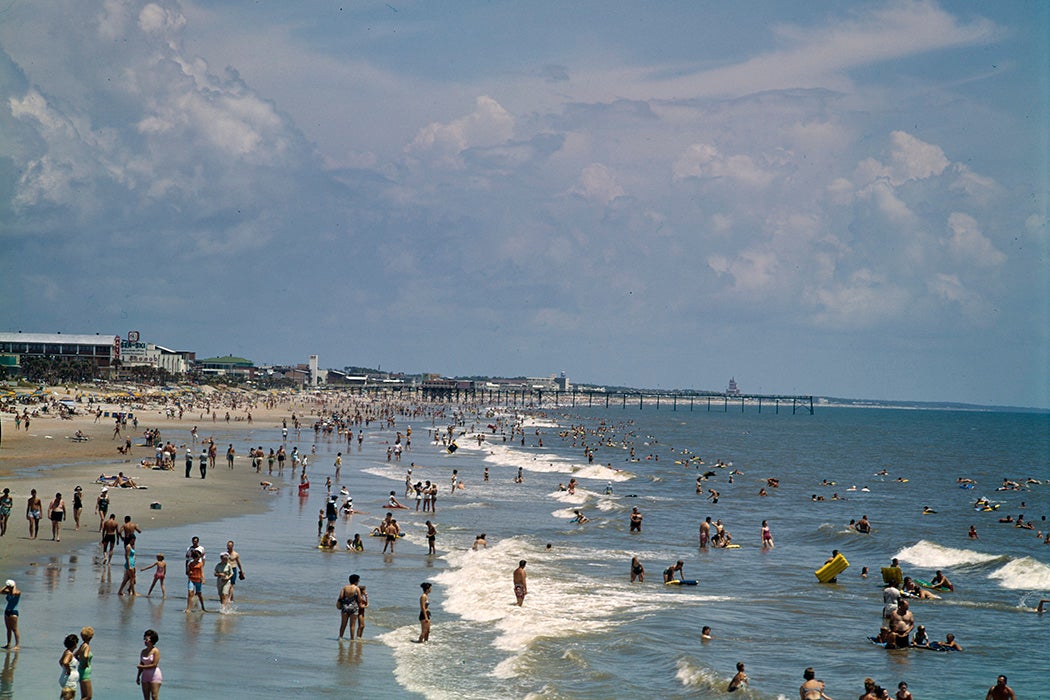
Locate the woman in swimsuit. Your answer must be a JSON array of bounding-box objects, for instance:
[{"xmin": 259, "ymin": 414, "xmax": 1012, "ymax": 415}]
[
  {"xmin": 630, "ymin": 557, "xmax": 645, "ymax": 583},
  {"xmin": 416, "ymin": 582, "xmax": 432, "ymax": 643},
  {"xmin": 337, "ymin": 574, "xmax": 361, "ymax": 639},
  {"xmin": 761, "ymin": 520, "xmax": 774, "ymax": 549},
  {"xmin": 77, "ymin": 626, "xmax": 94, "ymax": 700},
  {"xmin": 136, "ymin": 629, "xmax": 162, "ymax": 700},
  {"xmin": 800, "ymin": 667, "xmax": 833, "ymax": 700},
  {"xmin": 0, "ymin": 488, "xmax": 12, "ymax": 536},
  {"xmin": 59, "ymin": 633, "xmax": 80, "ymax": 700},
  {"xmin": 1, "ymin": 580, "xmax": 19, "ymax": 650}
]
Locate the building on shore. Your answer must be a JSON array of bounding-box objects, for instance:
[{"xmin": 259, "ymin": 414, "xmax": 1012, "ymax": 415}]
[
  {"xmin": 726, "ymin": 377, "xmax": 741, "ymax": 397},
  {"xmin": 0, "ymin": 331, "xmax": 121, "ymax": 376}
]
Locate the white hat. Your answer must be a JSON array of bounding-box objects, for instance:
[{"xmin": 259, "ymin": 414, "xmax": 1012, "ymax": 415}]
[
  {"xmin": 101, "ymin": 487, "xmax": 109, "ymax": 493},
  {"xmin": 4, "ymin": 580, "xmax": 14, "ymax": 588}
]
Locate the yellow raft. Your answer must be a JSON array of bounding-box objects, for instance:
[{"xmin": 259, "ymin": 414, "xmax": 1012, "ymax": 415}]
[{"xmin": 815, "ymin": 553, "xmax": 849, "ymax": 582}]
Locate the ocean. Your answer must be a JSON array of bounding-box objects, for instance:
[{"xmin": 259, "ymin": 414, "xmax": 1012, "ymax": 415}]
[{"xmin": 5, "ymin": 404, "xmax": 1049, "ymax": 699}]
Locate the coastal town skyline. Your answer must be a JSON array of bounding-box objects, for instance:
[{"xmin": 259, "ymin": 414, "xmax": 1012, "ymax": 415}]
[{"xmin": 1, "ymin": 2, "xmax": 1047, "ymax": 409}]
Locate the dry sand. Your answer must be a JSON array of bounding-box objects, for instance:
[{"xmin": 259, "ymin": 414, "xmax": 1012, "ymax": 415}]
[{"xmin": 0, "ymin": 399, "xmax": 303, "ymax": 573}]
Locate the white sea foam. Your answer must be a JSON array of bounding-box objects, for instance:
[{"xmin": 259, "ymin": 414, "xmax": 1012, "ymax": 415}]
[
  {"xmin": 895, "ymin": 540, "xmax": 1003, "ymax": 568},
  {"xmin": 570, "ymin": 463, "xmax": 634, "ymax": 482},
  {"xmin": 987, "ymin": 557, "xmax": 1050, "ymax": 590},
  {"xmin": 430, "ymin": 536, "xmax": 718, "ymax": 683}
]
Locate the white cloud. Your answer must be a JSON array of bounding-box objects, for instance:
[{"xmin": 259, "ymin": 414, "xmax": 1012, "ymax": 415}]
[
  {"xmin": 672, "ymin": 143, "xmax": 774, "ymax": 186},
  {"xmin": 887, "ymin": 130, "xmax": 949, "ymax": 184},
  {"xmin": 813, "ymin": 269, "xmax": 911, "ymax": 329},
  {"xmin": 139, "ymin": 3, "xmax": 185, "ymax": 35},
  {"xmin": 944, "ymin": 212, "xmax": 1006, "ymax": 267},
  {"xmin": 572, "ymin": 163, "xmax": 624, "ymax": 204},
  {"xmin": 928, "ymin": 272, "xmax": 992, "ymax": 321},
  {"xmin": 406, "ymin": 96, "xmax": 514, "ymax": 167}
]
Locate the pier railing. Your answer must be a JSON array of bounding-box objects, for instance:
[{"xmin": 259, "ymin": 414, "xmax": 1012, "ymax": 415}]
[{"xmin": 329, "ymin": 385, "xmax": 814, "ymax": 414}]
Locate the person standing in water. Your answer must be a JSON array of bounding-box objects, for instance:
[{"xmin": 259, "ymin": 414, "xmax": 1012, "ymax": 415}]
[
  {"xmin": 77, "ymin": 626, "xmax": 94, "ymax": 700},
  {"xmin": 2, "ymin": 581, "xmax": 20, "ymax": 650},
  {"xmin": 416, "ymin": 582, "xmax": 432, "ymax": 643},
  {"xmin": 513, "ymin": 561, "xmax": 527, "ymax": 606},
  {"xmin": 135, "ymin": 629, "xmax": 162, "ymax": 700}
]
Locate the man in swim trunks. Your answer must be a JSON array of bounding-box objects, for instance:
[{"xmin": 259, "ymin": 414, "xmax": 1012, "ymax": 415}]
[
  {"xmin": 225, "ymin": 540, "xmax": 246, "ymax": 601},
  {"xmin": 121, "ymin": 515, "xmax": 142, "ymax": 547},
  {"xmin": 699, "ymin": 517, "xmax": 712, "ymax": 548},
  {"xmin": 513, "ymin": 560, "xmax": 527, "ymax": 606},
  {"xmin": 25, "ymin": 489, "xmax": 42, "ymax": 540},
  {"xmin": 888, "ymin": 598, "xmax": 914, "ymax": 648},
  {"xmin": 855, "ymin": 514, "xmax": 872, "ymax": 533},
  {"xmin": 727, "ymin": 662, "xmax": 748, "ymax": 692},
  {"xmin": 101, "ymin": 514, "xmax": 120, "ymax": 563},
  {"xmin": 382, "ymin": 519, "xmax": 399, "ymax": 553}
]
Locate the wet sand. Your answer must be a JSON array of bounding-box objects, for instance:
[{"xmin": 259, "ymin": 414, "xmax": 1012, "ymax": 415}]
[{"xmin": 0, "ymin": 401, "xmax": 292, "ymax": 571}]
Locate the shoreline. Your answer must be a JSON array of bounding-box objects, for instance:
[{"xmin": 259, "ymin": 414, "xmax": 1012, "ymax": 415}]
[{"xmin": 0, "ymin": 403, "xmax": 299, "ymax": 574}]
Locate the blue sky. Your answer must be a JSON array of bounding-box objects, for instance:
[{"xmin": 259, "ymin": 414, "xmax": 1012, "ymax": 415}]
[{"xmin": 1, "ymin": 1, "xmax": 1046, "ymax": 407}]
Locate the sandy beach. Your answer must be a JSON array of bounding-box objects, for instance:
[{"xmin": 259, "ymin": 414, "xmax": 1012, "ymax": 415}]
[{"xmin": 0, "ymin": 392, "xmax": 295, "ymax": 572}]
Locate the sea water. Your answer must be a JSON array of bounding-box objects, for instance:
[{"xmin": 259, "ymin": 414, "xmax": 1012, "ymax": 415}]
[{"xmin": 4, "ymin": 406, "xmax": 1049, "ymax": 698}]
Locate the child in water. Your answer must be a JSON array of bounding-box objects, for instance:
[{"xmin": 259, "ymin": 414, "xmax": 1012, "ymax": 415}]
[{"xmin": 140, "ymin": 554, "xmax": 167, "ymax": 597}]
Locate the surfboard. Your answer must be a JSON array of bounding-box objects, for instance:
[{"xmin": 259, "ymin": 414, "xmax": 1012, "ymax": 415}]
[
  {"xmin": 815, "ymin": 553, "xmax": 849, "ymax": 582},
  {"xmin": 665, "ymin": 579, "xmax": 699, "ymax": 586},
  {"xmin": 914, "ymin": 579, "xmax": 952, "ymax": 592}
]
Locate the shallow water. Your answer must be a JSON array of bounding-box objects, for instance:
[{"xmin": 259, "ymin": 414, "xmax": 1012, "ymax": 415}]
[{"xmin": 4, "ymin": 407, "xmax": 1049, "ymax": 698}]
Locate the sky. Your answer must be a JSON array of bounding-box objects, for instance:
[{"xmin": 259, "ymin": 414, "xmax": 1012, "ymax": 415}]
[{"xmin": 0, "ymin": 1, "xmax": 1047, "ymax": 408}]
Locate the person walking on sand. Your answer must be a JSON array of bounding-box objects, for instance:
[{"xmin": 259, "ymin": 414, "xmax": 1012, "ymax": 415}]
[
  {"xmin": 0, "ymin": 488, "xmax": 12, "ymax": 536},
  {"xmin": 47, "ymin": 492, "xmax": 67, "ymax": 541},
  {"xmin": 72, "ymin": 486, "xmax": 83, "ymax": 530},
  {"xmin": 26, "ymin": 488, "xmax": 42, "ymax": 540},
  {"xmin": 95, "ymin": 488, "xmax": 110, "ymax": 531},
  {"xmin": 99, "ymin": 514, "xmax": 121, "ymax": 564},
  {"xmin": 1, "ymin": 581, "xmax": 19, "ymax": 650},
  {"xmin": 337, "ymin": 574, "xmax": 362, "ymax": 639},
  {"xmin": 135, "ymin": 629, "xmax": 162, "ymax": 700},
  {"xmin": 416, "ymin": 582, "xmax": 432, "ymax": 642},
  {"xmin": 513, "ymin": 560, "xmax": 528, "ymax": 606}
]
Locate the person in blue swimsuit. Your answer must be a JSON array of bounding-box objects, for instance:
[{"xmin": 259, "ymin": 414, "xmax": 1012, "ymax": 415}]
[{"xmin": 1, "ymin": 581, "xmax": 19, "ymax": 650}]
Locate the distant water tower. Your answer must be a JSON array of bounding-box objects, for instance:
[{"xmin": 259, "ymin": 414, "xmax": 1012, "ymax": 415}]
[
  {"xmin": 555, "ymin": 371, "xmax": 571, "ymax": 391},
  {"xmin": 309, "ymin": 355, "xmax": 319, "ymax": 387}
]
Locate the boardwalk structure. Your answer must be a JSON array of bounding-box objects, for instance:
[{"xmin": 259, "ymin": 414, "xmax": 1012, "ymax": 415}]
[{"xmin": 338, "ymin": 381, "xmax": 815, "ymax": 415}]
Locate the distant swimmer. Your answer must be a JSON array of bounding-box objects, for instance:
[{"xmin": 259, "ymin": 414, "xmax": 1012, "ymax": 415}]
[
  {"xmin": 629, "ymin": 507, "xmax": 643, "ymax": 532},
  {"xmin": 761, "ymin": 520, "xmax": 774, "ymax": 548},
  {"xmin": 472, "ymin": 533, "xmax": 487, "ymax": 550},
  {"xmin": 969, "ymin": 525, "xmax": 979, "ymax": 539},
  {"xmin": 569, "ymin": 509, "xmax": 589, "ymax": 524},
  {"xmin": 922, "ymin": 506, "xmax": 937, "ymax": 514},
  {"xmin": 854, "ymin": 514, "xmax": 872, "ymax": 533}
]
